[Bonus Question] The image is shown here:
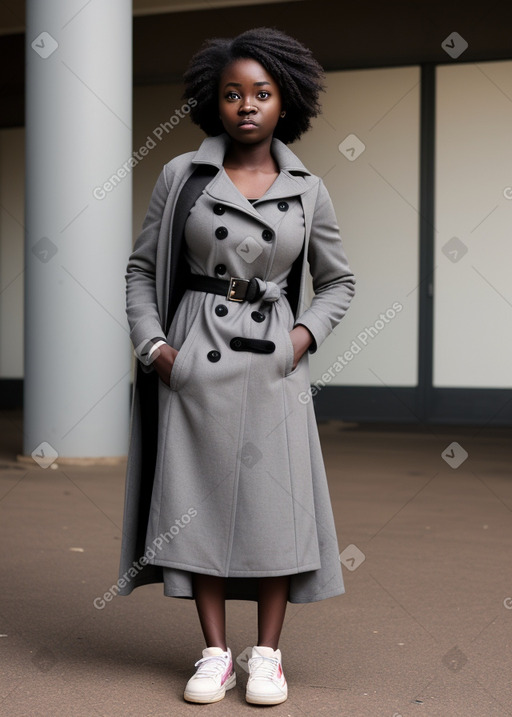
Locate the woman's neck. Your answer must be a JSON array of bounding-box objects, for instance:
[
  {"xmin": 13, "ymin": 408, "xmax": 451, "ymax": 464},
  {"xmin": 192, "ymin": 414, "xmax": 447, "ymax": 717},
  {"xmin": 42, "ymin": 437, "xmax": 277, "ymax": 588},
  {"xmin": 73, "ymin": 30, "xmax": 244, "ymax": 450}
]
[{"xmin": 223, "ymin": 137, "xmax": 278, "ymax": 173}]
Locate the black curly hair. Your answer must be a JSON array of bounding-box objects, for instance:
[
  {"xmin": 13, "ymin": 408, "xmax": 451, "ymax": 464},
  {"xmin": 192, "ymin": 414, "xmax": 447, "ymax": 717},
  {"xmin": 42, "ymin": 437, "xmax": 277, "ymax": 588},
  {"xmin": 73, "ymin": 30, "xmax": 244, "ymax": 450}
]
[{"xmin": 182, "ymin": 27, "xmax": 325, "ymax": 144}]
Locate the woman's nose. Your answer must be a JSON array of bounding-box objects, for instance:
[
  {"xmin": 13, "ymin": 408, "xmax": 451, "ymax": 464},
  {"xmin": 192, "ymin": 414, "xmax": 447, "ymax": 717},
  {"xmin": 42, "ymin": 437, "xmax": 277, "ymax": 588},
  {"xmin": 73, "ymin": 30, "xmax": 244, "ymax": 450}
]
[{"xmin": 239, "ymin": 98, "xmax": 256, "ymax": 114}]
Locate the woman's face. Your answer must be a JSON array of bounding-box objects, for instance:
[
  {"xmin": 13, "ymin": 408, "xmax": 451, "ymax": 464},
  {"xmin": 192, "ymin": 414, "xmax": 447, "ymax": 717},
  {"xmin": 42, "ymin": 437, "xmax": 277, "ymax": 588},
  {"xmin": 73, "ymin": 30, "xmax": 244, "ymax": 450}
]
[{"xmin": 218, "ymin": 58, "xmax": 283, "ymax": 144}]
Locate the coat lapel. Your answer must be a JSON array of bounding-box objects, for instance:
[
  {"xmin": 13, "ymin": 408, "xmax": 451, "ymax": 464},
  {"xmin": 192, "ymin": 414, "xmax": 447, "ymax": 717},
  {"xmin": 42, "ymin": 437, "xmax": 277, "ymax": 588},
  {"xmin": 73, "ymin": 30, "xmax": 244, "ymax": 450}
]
[
  {"xmin": 192, "ymin": 133, "xmax": 313, "ymax": 219},
  {"xmin": 176, "ymin": 132, "xmax": 320, "ymax": 320}
]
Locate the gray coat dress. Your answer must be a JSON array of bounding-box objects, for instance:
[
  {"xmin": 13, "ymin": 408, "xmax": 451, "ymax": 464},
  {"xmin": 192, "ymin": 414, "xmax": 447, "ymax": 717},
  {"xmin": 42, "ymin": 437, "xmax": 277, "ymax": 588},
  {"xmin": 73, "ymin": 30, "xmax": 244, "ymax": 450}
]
[{"xmin": 118, "ymin": 133, "xmax": 355, "ymax": 603}]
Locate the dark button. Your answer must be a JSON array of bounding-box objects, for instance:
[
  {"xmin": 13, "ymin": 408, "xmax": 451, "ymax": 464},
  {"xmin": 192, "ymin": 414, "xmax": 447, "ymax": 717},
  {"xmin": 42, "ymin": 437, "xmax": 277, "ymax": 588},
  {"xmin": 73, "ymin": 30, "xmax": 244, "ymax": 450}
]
[
  {"xmin": 262, "ymin": 229, "xmax": 273, "ymax": 242},
  {"xmin": 215, "ymin": 263, "xmax": 226, "ymax": 275},
  {"xmin": 207, "ymin": 350, "xmax": 221, "ymax": 362},
  {"xmin": 251, "ymin": 311, "xmax": 265, "ymax": 323},
  {"xmin": 278, "ymin": 201, "xmax": 289, "ymax": 212},
  {"xmin": 231, "ymin": 339, "xmax": 243, "ymax": 350},
  {"xmin": 214, "ymin": 204, "xmax": 225, "ymax": 215},
  {"xmin": 215, "ymin": 305, "xmax": 228, "ymax": 317},
  {"xmin": 215, "ymin": 226, "xmax": 228, "ymax": 240}
]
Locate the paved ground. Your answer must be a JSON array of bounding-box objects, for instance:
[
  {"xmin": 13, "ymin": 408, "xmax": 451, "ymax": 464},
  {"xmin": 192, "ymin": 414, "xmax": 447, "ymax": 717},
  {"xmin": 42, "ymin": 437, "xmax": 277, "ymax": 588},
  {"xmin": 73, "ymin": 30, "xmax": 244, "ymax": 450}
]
[{"xmin": 0, "ymin": 409, "xmax": 511, "ymax": 717}]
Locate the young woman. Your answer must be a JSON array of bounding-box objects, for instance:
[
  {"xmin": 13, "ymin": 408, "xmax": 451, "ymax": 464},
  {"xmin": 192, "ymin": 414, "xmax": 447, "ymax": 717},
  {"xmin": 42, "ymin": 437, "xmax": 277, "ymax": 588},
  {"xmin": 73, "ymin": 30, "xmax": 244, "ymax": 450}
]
[{"xmin": 119, "ymin": 27, "xmax": 355, "ymax": 706}]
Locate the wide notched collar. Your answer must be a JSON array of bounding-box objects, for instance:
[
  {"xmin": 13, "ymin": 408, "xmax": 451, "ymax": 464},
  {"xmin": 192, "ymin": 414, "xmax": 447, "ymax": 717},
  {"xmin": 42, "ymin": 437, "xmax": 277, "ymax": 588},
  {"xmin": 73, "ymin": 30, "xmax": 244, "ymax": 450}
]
[
  {"xmin": 192, "ymin": 132, "xmax": 312, "ymax": 175},
  {"xmin": 191, "ymin": 133, "xmax": 312, "ymax": 214}
]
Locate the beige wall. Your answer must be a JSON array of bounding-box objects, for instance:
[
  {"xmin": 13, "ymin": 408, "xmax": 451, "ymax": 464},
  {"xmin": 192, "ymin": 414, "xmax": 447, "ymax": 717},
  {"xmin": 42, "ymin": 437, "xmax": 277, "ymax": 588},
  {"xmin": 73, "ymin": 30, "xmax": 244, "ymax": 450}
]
[
  {"xmin": 434, "ymin": 60, "xmax": 512, "ymax": 388},
  {"xmin": 2, "ymin": 62, "xmax": 511, "ymax": 391},
  {"xmin": 131, "ymin": 84, "xmax": 204, "ymax": 236},
  {"xmin": 299, "ymin": 67, "xmax": 420, "ymax": 387}
]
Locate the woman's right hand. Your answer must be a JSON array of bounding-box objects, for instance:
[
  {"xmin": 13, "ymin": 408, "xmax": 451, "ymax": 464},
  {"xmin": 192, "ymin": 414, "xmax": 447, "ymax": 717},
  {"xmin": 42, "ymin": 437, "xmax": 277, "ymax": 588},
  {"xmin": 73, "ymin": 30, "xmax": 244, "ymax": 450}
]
[{"xmin": 152, "ymin": 343, "xmax": 179, "ymax": 386}]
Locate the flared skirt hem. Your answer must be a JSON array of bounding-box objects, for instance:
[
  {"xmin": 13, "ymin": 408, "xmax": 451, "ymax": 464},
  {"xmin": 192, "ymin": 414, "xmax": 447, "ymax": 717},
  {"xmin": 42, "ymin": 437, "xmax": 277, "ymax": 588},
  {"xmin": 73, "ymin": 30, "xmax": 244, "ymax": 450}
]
[
  {"xmin": 148, "ymin": 557, "xmax": 322, "ymax": 577},
  {"xmin": 159, "ymin": 567, "xmax": 345, "ymax": 604}
]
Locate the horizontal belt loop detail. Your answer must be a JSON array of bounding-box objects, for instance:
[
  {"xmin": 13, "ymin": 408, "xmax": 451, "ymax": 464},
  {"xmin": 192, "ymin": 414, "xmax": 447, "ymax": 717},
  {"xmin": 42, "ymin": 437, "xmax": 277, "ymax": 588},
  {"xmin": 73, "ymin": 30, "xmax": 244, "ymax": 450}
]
[{"xmin": 230, "ymin": 337, "xmax": 276, "ymax": 354}]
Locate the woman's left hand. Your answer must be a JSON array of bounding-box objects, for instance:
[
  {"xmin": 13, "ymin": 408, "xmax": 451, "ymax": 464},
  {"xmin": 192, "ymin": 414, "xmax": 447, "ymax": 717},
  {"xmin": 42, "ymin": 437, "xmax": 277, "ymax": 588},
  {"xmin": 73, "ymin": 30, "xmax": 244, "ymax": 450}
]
[{"xmin": 289, "ymin": 325, "xmax": 314, "ymax": 371}]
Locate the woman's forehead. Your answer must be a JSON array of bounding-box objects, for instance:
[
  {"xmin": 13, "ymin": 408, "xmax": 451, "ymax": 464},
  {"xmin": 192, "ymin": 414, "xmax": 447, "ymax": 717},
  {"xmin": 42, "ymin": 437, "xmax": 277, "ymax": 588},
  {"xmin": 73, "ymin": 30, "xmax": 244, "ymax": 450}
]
[{"xmin": 219, "ymin": 57, "xmax": 276, "ymax": 85}]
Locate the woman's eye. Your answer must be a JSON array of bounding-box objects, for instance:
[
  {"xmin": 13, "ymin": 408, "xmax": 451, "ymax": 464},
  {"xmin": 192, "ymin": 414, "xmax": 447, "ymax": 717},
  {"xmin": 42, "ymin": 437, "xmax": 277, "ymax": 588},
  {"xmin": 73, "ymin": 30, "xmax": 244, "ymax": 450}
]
[{"xmin": 224, "ymin": 90, "xmax": 270, "ymax": 101}]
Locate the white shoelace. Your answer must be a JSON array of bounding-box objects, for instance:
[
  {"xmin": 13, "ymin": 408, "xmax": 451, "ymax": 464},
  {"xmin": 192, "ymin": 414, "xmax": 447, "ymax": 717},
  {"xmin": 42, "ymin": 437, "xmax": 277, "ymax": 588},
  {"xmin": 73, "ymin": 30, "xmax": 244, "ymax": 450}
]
[
  {"xmin": 194, "ymin": 655, "xmax": 228, "ymax": 678},
  {"xmin": 249, "ymin": 655, "xmax": 280, "ymax": 680}
]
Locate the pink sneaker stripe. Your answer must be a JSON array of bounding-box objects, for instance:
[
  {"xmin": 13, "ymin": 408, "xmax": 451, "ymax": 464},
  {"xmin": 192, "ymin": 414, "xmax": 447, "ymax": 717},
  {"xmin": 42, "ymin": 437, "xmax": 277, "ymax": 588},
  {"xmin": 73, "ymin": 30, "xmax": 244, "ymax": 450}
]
[{"xmin": 220, "ymin": 659, "xmax": 233, "ymax": 685}]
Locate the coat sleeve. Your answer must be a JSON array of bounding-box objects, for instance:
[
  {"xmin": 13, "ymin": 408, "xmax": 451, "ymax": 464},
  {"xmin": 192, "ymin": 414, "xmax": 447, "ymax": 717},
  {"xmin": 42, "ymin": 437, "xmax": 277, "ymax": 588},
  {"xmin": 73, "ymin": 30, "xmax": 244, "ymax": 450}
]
[
  {"xmin": 294, "ymin": 179, "xmax": 356, "ymax": 352},
  {"xmin": 125, "ymin": 165, "xmax": 173, "ymax": 370}
]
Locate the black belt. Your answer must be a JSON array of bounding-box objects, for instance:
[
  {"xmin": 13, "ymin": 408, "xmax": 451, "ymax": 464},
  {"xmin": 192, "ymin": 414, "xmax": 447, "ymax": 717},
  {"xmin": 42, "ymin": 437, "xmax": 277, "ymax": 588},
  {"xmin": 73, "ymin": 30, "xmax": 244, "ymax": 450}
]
[
  {"xmin": 188, "ymin": 275, "xmax": 276, "ymax": 354},
  {"xmin": 188, "ymin": 274, "xmax": 262, "ymax": 303}
]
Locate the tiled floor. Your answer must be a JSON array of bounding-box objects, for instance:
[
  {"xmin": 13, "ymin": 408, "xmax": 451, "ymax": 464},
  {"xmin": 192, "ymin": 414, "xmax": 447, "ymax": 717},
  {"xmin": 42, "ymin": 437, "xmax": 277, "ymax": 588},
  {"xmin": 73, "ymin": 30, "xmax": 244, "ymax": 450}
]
[{"xmin": 1, "ymin": 412, "xmax": 511, "ymax": 716}]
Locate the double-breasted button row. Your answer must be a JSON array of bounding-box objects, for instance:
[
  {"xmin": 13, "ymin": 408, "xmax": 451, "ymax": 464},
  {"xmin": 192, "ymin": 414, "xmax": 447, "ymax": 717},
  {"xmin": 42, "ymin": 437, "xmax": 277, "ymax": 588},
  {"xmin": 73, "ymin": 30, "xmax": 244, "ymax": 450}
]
[
  {"xmin": 215, "ymin": 201, "xmax": 287, "ymax": 214},
  {"xmin": 214, "ymin": 304, "xmax": 265, "ymax": 323},
  {"xmin": 214, "ymin": 199, "xmax": 284, "ymax": 241},
  {"xmin": 216, "ymin": 226, "xmax": 274, "ymax": 242},
  {"xmin": 215, "ymin": 306, "xmax": 265, "ymax": 322}
]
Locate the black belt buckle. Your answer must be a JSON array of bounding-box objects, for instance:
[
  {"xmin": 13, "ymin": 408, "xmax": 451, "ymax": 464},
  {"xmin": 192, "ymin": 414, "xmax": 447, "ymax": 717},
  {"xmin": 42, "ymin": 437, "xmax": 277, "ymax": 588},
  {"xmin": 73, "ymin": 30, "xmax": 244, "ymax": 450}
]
[{"xmin": 227, "ymin": 277, "xmax": 250, "ymax": 302}]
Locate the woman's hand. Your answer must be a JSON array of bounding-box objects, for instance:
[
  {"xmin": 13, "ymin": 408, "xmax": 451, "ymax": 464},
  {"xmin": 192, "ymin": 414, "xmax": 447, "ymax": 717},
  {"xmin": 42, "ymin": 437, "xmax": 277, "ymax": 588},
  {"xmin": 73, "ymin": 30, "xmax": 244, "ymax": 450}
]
[
  {"xmin": 289, "ymin": 325, "xmax": 314, "ymax": 371},
  {"xmin": 152, "ymin": 343, "xmax": 179, "ymax": 386}
]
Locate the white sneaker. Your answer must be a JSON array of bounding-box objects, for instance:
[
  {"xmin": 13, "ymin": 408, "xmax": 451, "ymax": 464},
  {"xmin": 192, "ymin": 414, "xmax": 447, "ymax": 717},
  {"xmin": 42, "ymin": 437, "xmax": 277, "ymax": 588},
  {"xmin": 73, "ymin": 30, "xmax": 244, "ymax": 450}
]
[
  {"xmin": 246, "ymin": 645, "xmax": 288, "ymax": 705},
  {"xmin": 183, "ymin": 646, "xmax": 236, "ymax": 703}
]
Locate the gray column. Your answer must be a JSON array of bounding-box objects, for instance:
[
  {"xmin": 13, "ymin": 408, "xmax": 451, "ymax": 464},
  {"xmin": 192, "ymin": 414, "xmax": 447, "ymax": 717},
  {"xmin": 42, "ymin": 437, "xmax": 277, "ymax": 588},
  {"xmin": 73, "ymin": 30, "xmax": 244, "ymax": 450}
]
[{"xmin": 24, "ymin": 0, "xmax": 132, "ymax": 462}]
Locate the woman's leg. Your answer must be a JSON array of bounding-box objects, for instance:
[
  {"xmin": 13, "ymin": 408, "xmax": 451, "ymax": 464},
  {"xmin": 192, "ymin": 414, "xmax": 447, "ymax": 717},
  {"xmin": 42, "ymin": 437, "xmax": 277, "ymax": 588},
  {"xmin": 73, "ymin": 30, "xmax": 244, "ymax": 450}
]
[
  {"xmin": 192, "ymin": 573, "xmax": 227, "ymax": 650},
  {"xmin": 257, "ymin": 575, "xmax": 290, "ymax": 649}
]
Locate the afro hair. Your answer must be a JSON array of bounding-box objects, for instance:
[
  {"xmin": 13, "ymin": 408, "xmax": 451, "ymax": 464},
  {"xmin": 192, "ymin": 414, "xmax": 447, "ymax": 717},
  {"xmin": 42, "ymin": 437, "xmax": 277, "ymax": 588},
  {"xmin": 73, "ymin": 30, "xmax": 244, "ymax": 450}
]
[{"xmin": 182, "ymin": 27, "xmax": 325, "ymax": 144}]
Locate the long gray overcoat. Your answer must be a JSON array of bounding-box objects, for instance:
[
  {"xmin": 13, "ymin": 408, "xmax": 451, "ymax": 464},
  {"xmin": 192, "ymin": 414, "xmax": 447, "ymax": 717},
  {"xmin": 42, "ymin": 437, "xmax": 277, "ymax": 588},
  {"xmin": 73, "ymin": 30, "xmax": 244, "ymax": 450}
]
[{"xmin": 118, "ymin": 133, "xmax": 355, "ymax": 603}]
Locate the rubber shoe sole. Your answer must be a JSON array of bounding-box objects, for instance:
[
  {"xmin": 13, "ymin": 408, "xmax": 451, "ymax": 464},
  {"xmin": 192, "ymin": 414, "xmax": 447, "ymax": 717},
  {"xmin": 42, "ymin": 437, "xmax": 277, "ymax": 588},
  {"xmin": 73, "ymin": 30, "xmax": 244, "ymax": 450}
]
[
  {"xmin": 246, "ymin": 685, "xmax": 288, "ymax": 705},
  {"xmin": 184, "ymin": 671, "xmax": 236, "ymax": 704}
]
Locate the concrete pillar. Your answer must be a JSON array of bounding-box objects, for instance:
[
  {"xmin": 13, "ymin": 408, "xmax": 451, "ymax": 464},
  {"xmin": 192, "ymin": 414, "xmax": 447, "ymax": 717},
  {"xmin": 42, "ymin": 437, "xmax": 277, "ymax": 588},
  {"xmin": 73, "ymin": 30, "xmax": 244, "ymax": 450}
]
[{"xmin": 24, "ymin": 0, "xmax": 132, "ymax": 462}]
